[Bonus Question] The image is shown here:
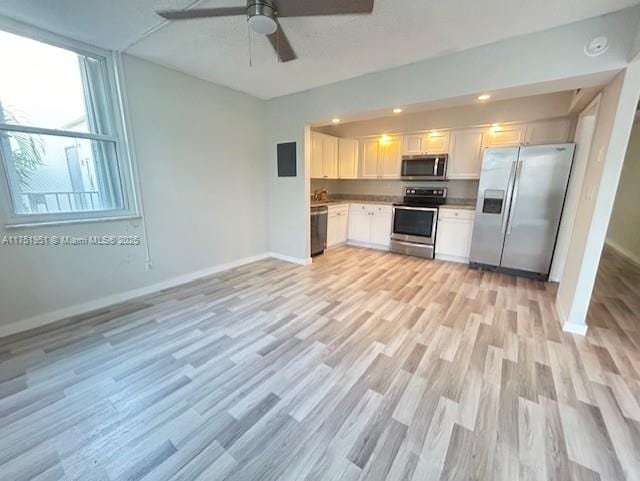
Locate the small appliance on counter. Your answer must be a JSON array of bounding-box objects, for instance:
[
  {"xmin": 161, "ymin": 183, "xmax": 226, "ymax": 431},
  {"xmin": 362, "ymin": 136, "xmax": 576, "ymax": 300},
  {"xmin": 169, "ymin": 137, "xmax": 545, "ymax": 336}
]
[
  {"xmin": 391, "ymin": 187, "xmax": 447, "ymax": 259},
  {"xmin": 310, "ymin": 205, "xmax": 328, "ymax": 256},
  {"xmin": 469, "ymin": 144, "xmax": 575, "ymax": 280},
  {"xmin": 311, "ymin": 188, "xmax": 328, "ymax": 202}
]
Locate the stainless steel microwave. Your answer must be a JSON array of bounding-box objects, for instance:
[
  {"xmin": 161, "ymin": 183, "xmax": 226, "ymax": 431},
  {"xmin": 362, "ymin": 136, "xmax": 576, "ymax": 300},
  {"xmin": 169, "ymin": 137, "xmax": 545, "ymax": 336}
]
[{"xmin": 401, "ymin": 154, "xmax": 448, "ymax": 180}]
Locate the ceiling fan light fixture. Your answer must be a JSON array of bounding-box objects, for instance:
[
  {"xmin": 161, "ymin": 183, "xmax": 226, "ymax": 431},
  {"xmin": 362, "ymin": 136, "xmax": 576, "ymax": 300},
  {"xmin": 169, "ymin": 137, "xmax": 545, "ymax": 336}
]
[
  {"xmin": 247, "ymin": 1, "xmax": 278, "ymax": 35},
  {"xmin": 248, "ymin": 14, "xmax": 277, "ymax": 34}
]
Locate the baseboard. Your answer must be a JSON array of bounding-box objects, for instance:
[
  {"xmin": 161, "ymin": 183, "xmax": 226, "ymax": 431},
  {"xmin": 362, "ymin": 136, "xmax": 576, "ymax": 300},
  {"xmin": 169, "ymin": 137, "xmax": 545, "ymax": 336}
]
[
  {"xmin": 556, "ymin": 298, "xmax": 589, "ymax": 336},
  {"xmin": 0, "ymin": 252, "xmax": 271, "ymax": 339},
  {"xmin": 562, "ymin": 321, "xmax": 589, "ymax": 336},
  {"xmin": 346, "ymin": 240, "xmax": 389, "ymax": 252},
  {"xmin": 269, "ymin": 252, "xmax": 312, "ymax": 265},
  {"xmin": 435, "ymin": 253, "xmax": 469, "ymax": 264},
  {"xmin": 605, "ymin": 240, "xmax": 640, "ymax": 267}
]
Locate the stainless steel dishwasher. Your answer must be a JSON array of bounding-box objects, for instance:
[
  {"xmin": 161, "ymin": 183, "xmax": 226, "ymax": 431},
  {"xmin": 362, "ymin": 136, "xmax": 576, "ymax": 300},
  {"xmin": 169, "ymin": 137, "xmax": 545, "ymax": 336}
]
[{"xmin": 310, "ymin": 205, "xmax": 328, "ymax": 256}]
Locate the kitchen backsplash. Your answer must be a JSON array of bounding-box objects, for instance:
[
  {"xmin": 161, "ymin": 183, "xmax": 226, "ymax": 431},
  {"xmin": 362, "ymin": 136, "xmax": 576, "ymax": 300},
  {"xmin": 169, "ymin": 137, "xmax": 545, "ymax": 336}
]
[{"xmin": 311, "ymin": 178, "xmax": 479, "ymax": 201}]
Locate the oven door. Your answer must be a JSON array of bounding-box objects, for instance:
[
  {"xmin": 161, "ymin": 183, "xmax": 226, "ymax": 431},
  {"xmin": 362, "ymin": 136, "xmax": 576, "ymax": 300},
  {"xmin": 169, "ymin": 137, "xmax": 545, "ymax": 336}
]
[{"xmin": 391, "ymin": 206, "xmax": 438, "ymax": 244}]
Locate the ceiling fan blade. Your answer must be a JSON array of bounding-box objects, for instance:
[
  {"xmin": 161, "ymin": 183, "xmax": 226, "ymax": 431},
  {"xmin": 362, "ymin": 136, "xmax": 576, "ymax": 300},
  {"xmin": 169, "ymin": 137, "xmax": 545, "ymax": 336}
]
[
  {"xmin": 274, "ymin": 0, "xmax": 374, "ymax": 17},
  {"xmin": 157, "ymin": 7, "xmax": 246, "ymax": 20},
  {"xmin": 267, "ymin": 23, "xmax": 297, "ymax": 63}
]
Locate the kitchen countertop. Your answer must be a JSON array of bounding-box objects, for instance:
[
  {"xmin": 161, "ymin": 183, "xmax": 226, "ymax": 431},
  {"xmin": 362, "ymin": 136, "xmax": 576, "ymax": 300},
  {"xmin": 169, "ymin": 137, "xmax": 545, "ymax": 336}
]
[
  {"xmin": 311, "ymin": 197, "xmax": 477, "ymax": 210},
  {"xmin": 441, "ymin": 199, "xmax": 477, "ymax": 210},
  {"xmin": 311, "ymin": 199, "xmax": 394, "ymax": 207}
]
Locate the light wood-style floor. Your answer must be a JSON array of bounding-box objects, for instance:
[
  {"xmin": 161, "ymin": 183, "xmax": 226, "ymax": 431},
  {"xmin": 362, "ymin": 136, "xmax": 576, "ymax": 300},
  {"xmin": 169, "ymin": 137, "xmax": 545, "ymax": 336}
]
[{"xmin": 1, "ymin": 246, "xmax": 640, "ymax": 481}]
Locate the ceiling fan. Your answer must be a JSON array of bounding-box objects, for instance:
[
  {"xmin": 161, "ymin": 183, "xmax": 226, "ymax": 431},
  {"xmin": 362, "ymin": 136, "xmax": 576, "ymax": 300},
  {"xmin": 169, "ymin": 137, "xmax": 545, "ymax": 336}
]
[{"xmin": 156, "ymin": 0, "xmax": 375, "ymax": 63}]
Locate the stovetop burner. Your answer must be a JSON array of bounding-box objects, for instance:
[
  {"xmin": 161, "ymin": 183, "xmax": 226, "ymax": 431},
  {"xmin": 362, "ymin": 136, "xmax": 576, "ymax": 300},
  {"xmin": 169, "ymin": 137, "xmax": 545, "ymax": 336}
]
[{"xmin": 395, "ymin": 187, "xmax": 448, "ymax": 208}]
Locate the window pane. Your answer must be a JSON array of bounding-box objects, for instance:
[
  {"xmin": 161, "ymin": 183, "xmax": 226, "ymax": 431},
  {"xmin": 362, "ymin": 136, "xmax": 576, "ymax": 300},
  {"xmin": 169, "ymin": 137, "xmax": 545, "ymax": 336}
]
[
  {"xmin": 0, "ymin": 31, "xmax": 111, "ymax": 135},
  {"xmin": 0, "ymin": 130, "xmax": 124, "ymax": 214}
]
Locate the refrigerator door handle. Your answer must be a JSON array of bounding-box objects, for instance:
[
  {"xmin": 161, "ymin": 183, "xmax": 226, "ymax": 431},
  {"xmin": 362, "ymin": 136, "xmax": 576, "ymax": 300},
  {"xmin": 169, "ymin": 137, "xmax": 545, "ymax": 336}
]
[
  {"xmin": 506, "ymin": 160, "xmax": 524, "ymax": 235},
  {"xmin": 501, "ymin": 160, "xmax": 518, "ymax": 234}
]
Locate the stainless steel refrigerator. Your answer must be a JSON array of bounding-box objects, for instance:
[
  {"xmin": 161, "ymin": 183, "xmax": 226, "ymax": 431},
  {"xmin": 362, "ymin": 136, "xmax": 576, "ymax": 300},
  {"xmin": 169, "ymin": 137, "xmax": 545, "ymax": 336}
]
[{"xmin": 469, "ymin": 144, "xmax": 575, "ymax": 279}]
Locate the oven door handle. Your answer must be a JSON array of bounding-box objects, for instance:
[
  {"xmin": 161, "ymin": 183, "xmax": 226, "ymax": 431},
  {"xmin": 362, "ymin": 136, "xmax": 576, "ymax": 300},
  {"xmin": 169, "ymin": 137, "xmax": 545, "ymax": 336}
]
[{"xmin": 393, "ymin": 206, "xmax": 439, "ymax": 212}]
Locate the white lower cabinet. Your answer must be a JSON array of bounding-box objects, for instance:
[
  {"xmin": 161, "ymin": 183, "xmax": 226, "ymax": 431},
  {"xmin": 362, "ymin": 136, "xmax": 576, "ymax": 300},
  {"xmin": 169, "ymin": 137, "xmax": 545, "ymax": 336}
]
[
  {"xmin": 327, "ymin": 204, "xmax": 349, "ymax": 248},
  {"xmin": 348, "ymin": 203, "xmax": 392, "ymax": 249},
  {"xmin": 435, "ymin": 208, "xmax": 475, "ymax": 263}
]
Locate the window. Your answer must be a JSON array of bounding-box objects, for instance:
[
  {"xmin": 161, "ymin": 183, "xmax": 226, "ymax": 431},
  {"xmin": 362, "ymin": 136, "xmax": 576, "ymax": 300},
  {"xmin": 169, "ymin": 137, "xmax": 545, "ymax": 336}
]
[{"xmin": 0, "ymin": 26, "xmax": 137, "ymax": 226}]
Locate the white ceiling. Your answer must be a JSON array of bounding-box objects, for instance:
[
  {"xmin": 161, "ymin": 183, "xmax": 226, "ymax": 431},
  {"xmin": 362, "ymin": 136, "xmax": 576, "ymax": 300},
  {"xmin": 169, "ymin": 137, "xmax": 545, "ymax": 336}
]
[{"xmin": 1, "ymin": 0, "xmax": 639, "ymax": 99}]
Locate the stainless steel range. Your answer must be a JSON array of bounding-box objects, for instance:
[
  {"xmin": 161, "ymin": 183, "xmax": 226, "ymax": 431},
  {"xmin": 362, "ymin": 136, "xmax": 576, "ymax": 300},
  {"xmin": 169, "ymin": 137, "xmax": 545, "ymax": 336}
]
[{"xmin": 391, "ymin": 187, "xmax": 447, "ymax": 259}]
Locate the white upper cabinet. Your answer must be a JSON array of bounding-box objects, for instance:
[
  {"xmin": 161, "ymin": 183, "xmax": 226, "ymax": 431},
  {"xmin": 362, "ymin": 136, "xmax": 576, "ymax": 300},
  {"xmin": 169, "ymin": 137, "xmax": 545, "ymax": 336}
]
[
  {"xmin": 425, "ymin": 131, "xmax": 450, "ymax": 154},
  {"xmin": 524, "ymin": 118, "xmax": 572, "ymax": 145},
  {"xmin": 403, "ymin": 134, "xmax": 426, "ymax": 155},
  {"xmin": 337, "ymin": 138, "xmax": 359, "ymax": 179},
  {"xmin": 348, "ymin": 117, "xmax": 571, "ymax": 180},
  {"xmin": 310, "ymin": 131, "xmax": 338, "ymax": 179},
  {"xmin": 447, "ymin": 128, "xmax": 485, "ymax": 180},
  {"xmin": 403, "ymin": 132, "xmax": 449, "ymax": 155},
  {"xmin": 311, "ymin": 131, "xmax": 324, "ymax": 178},
  {"xmin": 361, "ymin": 139, "xmax": 380, "ymax": 179},
  {"xmin": 321, "ymin": 134, "xmax": 338, "ymax": 179},
  {"xmin": 484, "ymin": 124, "xmax": 526, "ymax": 147},
  {"xmin": 360, "ymin": 137, "xmax": 402, "ymax": 179},
  {"xmin": 378, "ymin": 137, "xmax": 402, "ymax": 178}
]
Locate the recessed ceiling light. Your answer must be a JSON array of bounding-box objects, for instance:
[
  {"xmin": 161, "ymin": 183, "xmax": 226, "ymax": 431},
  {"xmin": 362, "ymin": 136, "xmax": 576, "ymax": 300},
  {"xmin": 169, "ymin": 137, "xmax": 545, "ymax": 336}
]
[
  {"xmin": 393, "ymin": 108, "xmax": 403, "ymax": 114},
  {"xmin": 332, "ymin": 118, "xmax": 341, "ymax": 124},
  {"xmin": 477, "ymin": 94, "xmax": 491, "ymax": 101}
]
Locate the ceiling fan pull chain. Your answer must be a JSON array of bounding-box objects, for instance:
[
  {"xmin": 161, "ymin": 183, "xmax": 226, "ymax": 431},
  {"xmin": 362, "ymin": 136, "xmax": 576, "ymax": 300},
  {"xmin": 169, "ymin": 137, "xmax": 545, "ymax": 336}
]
[{"xmin": 247, "ymin": 22, "xmax": 253, "ymax": 68}]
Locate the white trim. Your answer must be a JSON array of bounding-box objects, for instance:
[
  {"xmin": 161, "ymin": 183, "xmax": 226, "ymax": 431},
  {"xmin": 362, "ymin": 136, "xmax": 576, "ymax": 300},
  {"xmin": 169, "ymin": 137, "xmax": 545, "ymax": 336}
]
[
  {"xmin": 435, "ymin": 253, "xmax": 469, "ymax": 264},
  {"xmin": 605, "ymin": 240, "xmax": 640, "ymax": 266},
  {"xmin": 0, "ymin": 123, "xmax": 116, "ymax": 142},
  {"xmin": 0, "ymin": 14, "xmax": 111, "ymax": 58},
  {"xmin": 270, "ymin": 252, "xmax": 312, "ymax": 265},
  {"xmin": 0, "ymin": 252, "xmax": 271, "ymax": 339},
  {"xmin": 0, "ymin": 20, "xmax": 140, "ymax": 228},
  {"xmin": 549, "ymin": 93, "xmax": 601, "ymax": 283},
  {"xmin": 5, "ymin": 214, "xmax": 142, "ymax": 230},
  {"xmin": 113, "ymin": 52, "xmax": 152, "ymax": 268},
  {"xmin": 556, "ymin": 297, "xmax": 589, "ymax": 336},
  {"xmin": 562, "ymin": 321, "xmax": 589, "ymax": 336},
  {"xmin": 346, "ymin": 240, "xmax": 390, "ymax": 251}
]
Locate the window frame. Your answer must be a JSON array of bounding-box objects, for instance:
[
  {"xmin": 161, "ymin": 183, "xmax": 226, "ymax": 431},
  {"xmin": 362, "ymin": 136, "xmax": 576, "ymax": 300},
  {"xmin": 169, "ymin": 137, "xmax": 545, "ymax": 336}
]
[{"xmin": 0, "ymin": 16, "xmax": 140, "ymax": 228}]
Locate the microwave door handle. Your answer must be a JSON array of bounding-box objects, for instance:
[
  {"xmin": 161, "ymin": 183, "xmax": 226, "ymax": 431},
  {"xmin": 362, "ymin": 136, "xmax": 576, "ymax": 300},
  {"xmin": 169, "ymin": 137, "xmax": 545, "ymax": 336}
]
[{"xmin": 434, "ymin": 158, "xmax": 439, "ymax": 176}]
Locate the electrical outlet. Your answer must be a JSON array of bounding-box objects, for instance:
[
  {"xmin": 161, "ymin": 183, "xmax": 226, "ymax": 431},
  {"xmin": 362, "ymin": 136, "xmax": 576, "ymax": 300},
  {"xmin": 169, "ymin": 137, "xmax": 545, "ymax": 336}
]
[{"xmin": 145, "ymin": 260, "xmax": 153, "ymax": 271}]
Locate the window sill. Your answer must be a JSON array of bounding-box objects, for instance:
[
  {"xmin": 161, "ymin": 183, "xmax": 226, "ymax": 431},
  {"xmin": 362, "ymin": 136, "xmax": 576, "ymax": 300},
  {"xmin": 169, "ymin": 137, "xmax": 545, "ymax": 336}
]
[{"xmin": 4, "ymin": 214, "xmax": 143, "ymax": 230}]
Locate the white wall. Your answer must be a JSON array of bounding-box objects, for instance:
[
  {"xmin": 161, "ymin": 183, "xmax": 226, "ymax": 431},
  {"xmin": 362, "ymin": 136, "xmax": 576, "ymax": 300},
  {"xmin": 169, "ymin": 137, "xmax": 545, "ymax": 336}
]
[
  {"xmin": 605, "ymin": 119, "xmax": 640, "ymax": 263},
  {"xmin": 0, "ymin": 55, "xmax": 268, "ymax": 334},
  {"xmin": 556, "ymin": 62, "xmax": 640, "ymax": 334},
  {"xmin": 266, "ymin": 8, "xmax": 640, "ymax": 261}
]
